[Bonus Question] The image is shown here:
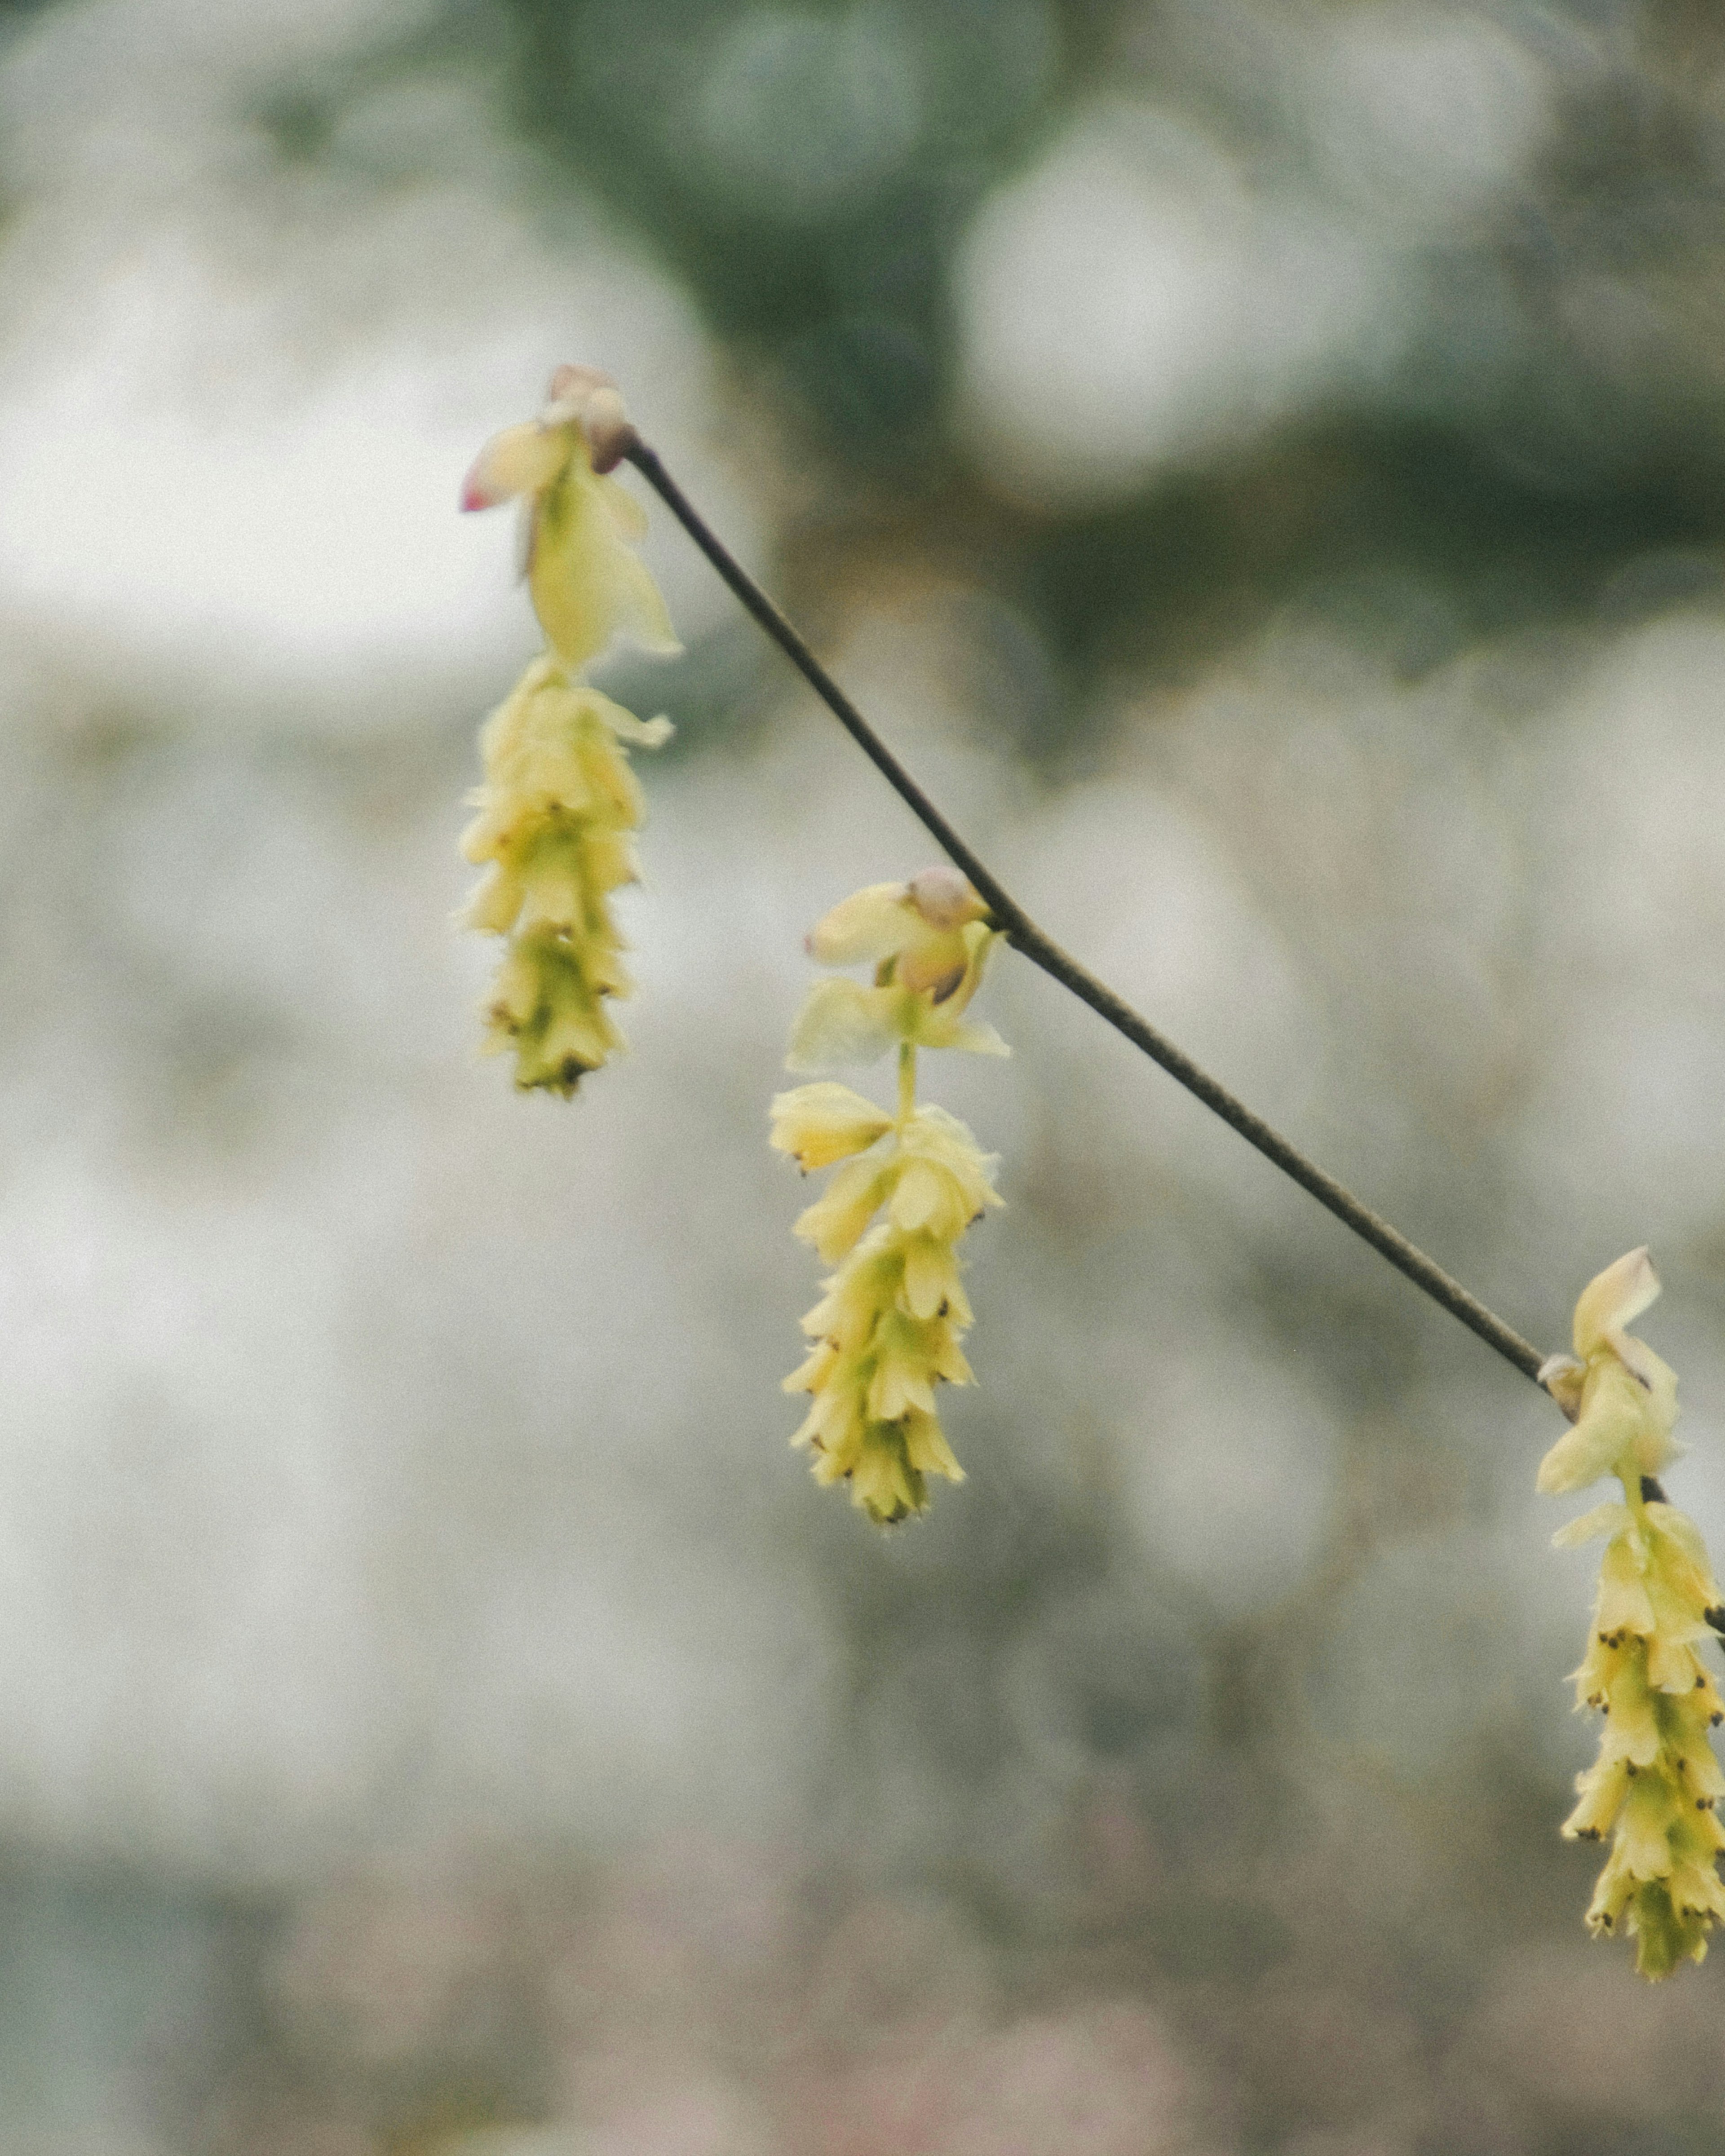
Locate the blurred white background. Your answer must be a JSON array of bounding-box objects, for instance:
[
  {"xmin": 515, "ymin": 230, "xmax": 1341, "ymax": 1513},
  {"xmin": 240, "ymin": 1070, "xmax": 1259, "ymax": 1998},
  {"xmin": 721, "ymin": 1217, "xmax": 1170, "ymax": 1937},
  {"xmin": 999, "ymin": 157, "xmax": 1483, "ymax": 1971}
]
[{"xmin": 2, "ymin": 0, "xmax": 1725, "ymax": 2150}]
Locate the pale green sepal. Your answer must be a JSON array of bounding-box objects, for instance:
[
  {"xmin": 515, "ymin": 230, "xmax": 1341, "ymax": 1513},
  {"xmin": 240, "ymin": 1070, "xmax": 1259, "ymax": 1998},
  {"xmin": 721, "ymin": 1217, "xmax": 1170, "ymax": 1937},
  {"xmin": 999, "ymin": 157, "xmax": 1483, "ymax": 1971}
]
[
  {"xmin": 590, "ymin": 693, "xmax": 673, "ymax": 749},
  {"xmin": 786, "ymin": 978, "xmax": 901, "ymax": 1071},
  {"xmin": 1537, "ymin": 1362, "xmax": 1650, "ymax": 1494},
  {"xmin": 807, "ymin": 883, "xmax": 916, "ymax": 965},
  {"xmin": 1574, "ymin": 1246, "xmax": 1659, "ymax": 1360},
  {"xmin": 1553, "ymin": 1502, "xmax": 1631, "ymax": 1550},
  {"xmin": 921, "ymin": 1013, "xmax": 1011, "ymax": 1058},
  {"xmin": 769, "ymin": 1082, "xmax": 894, "ymax": 1170}
]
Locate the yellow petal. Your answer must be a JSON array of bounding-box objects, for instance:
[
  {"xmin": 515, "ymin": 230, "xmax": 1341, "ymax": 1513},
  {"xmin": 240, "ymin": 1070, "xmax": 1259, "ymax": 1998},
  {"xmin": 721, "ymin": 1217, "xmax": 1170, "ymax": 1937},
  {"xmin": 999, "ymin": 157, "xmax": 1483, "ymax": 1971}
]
[
  {"xmin": 598, "ymin": 473, "xmax": 649, "ymax": 541},
  {"xmin": 769, "ymin": 1082, "xmax": 894, "ymax": 1170},
  {"xmin": 785, "ymin": 977, "xmax": 904, "ymax": 1072},
  {"xmin": 1596, "ymin": 1534, "xmax": 1657, "ymax": 1636},
  {"xmin": 1674, "ymin": 1737, "xmax": 1725, "ymax": 1803},
  {"xmin": 898, "ymin": 1233, "xmax": 968, "ymax": 1322},
  {"xmin": 793, "ymin": 1155, "xmax": 894, "ymax": 1263},
  {"xmin": 1619, "ymin": 1771, "xmax": 1678, "ymax": 1881},
  {"xmin": 528, "ymin": 451, "xmax": 681, "ymax": 672},
  {"xmin": 888, "ymin": 1158, "xmax": 968, "ymax": 1241},
  {"xmin": 460, "ymin": 421, "xmax": 571, "ymax": 510},
  {"xmin": 902, "ymin": 1406, "xmax": 964, "ymax": 1483},
  {"xmin": 1586, "ymin": 1842, "xmax": 1637, "ymax": 1934},
  {"xmin": 806, "ymin": 884, "xmax": 917, "ymax": 966},
  {"xmin": 1536, "ymin": 1360, "xmax": 1653, "ymax": 1494},
  {"xmin": 1563, "ymin": 1756, "xmax": 1628, "ymax": 1841},
  {"xmin": 896, "ymin": 927, "xmax": 972, "ymax": 997},
  {"xmin": 1552, "ymin": 1501, "xmax": 1630, "ymax": 1549},
  {"xmin": 1602, "ymin": 1658, "xmax": 1662, "ymax": 1768},
  {"xmin": 1648, "ymin": 1630, "xmax": 1706, "ymax": 1693},
  {"xmin": 916, "ymin": 1009, "xmax": 1012, "ymax": 1057},
  {"xmin": 849, "ymin": 1436, "xmax": 924, "ymax": 1525},
  {"xmin": 867, "ymin": 1356, "xmax": 936, "ymax": 1422},
  {"xmin": 1574, "ymin": 1246, "xmax": 1660, "ymax": 1361}
]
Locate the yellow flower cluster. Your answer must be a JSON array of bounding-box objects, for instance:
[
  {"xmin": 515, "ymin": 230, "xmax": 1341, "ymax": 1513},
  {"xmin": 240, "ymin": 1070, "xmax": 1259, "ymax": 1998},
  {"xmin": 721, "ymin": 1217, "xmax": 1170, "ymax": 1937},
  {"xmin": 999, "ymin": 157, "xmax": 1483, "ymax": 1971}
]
[
  {"xmin": 772, "ymin": 871, "xmax": 1005, "ymax": 1524},
  {"xmin": 461, "ymin": 658, "xmax": 671, "ymax": 1095},
  {"xmin": 460, "ymin": 367, "xmax": 678, "ymax": 1094},
  {"xmin": 1540, "ymin": 1248, "xmax": 1725, "ymax": 1977}
]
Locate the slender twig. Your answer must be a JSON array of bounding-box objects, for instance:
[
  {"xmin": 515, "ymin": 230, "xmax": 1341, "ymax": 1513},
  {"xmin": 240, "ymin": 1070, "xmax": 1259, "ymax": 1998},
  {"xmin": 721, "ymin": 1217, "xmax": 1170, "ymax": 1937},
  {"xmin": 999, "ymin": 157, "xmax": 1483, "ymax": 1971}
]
[{"xmin": 626, "ymin": 438, "xmax": 1550, "ymax": 1387}]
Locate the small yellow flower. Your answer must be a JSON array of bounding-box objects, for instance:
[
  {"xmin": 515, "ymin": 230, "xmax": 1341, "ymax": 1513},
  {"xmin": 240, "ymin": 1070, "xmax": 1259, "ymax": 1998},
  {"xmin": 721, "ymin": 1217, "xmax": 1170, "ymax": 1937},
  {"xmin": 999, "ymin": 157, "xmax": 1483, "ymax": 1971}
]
[
  {"xmin": 772, "ymin": 872, "xmax": 1006, "ymax": 1524},
  {"xmin": 769, "ymin": 1082, "xmax": 895, "ymax": 1171},
  {"xmin": 786, "ymin": 869, "xmax": 1008, "ymax": 1073},
  {"xmin": 1540, "ymin": 1249, "xmax": 1725, "ymax": 1977},
  {"xmin": 461, "ymin": 365, "xmax": 680, "ymax": 673},
  {"xmin": 461, "ymin": 656, "xmax": 671, "ymax": 1095}
]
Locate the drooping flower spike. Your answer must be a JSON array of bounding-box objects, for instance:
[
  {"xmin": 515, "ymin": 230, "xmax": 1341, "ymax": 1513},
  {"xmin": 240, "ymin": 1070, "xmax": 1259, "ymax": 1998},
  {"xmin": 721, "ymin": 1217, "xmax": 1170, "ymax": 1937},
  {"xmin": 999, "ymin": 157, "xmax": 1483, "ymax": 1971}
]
[
  {"xmin": 1539, "ymin": 1249, "xmax": 1725, "ymax": 1978},
  {"xmin": 460, "ymin": 368, "xmax": 678, "ymax": 1094},
  {"xmin": 773, "ymin": 870, "xmax": 1006, "ymax": 1525},
  {"xmin": 460, "ymin": 658, "xmax": 671, "ymax": 1095}
]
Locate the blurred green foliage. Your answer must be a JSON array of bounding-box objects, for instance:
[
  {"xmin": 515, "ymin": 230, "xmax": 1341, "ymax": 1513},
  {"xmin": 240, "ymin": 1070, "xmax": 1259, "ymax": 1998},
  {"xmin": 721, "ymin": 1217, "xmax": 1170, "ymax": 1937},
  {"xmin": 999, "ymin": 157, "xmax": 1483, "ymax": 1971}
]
[{"xmin": 427, "ymin": 0, "xmax": 1725, "ymax": 795}]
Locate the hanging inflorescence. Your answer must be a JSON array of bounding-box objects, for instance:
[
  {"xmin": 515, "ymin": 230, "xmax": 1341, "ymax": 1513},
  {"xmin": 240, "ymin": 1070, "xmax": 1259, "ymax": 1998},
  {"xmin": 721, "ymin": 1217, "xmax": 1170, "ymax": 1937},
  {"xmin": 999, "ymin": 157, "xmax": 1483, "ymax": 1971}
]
[
  {"xmin": 459, "ymin": 367, "xmax": 678, "ymax": 1095},
  {"xmin": 460, "ymin": 369, "xmax": 1725, "ymax": 1973},
  {"xmin": 1539, "ymin": 1251, "xmax": 1725, "ymax": 1976},
  {"xmin": 770, "ymin": 871, "xmax": 1005, "ymax": 1524}
]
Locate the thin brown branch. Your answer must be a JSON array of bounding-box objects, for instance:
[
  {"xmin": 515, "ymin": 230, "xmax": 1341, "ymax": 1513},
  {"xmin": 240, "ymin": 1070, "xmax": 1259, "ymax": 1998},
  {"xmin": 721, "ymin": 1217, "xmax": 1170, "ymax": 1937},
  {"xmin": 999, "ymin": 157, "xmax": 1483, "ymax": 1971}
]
[{"xmin": 626, "ymin": 437, "xmax": 1549, "ymax": 1387}]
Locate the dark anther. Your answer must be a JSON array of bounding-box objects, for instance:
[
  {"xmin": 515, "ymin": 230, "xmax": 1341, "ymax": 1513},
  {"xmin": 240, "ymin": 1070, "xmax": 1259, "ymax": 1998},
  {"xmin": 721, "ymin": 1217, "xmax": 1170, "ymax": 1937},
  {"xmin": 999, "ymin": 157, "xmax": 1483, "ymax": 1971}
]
[{"xmin": 1642, "ymin": 1476, "xmax": 1667, "ymax": 1503}]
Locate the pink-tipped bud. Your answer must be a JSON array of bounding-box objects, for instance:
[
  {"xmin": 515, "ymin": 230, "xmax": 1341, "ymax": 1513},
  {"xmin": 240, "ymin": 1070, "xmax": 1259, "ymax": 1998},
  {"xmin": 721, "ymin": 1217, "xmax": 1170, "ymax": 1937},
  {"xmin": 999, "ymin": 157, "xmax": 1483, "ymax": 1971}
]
[
  {"xmin": 582, "ymin": 386, "xmax": 637, "ymax": 474},
  {"xmin": 1539, "ymin": 1352, "xmax": 1587, "ymax": 1423},
  {"xmin": 543, "ymin": 362, "xmax": 615, "ymax": 420},
  {"xmin": 538, "ymin": 366, "xmax": 637, "ymax": 473},
  {"xmin": 906, "ymin": 866, "xmax": 986, "ymax": 931},
  {"xmin": 459, "ymin": 421, "xmax": 569, "ymax": 513}
]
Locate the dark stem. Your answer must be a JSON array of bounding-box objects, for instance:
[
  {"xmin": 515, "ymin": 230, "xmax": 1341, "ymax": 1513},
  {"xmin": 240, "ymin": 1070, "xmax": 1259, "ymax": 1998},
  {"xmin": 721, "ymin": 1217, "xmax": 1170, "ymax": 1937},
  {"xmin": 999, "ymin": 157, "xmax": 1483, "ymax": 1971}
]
[{"xmin": 626, "ymin": 437, "xmax": 1549, "ymax": 1388}]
